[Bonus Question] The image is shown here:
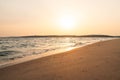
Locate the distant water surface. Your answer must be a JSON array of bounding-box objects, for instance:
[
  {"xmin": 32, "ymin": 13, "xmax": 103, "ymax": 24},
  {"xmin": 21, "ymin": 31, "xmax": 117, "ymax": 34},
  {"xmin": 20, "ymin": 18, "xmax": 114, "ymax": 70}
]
[{"xmin": 0, "ymin": 37, "xmax": 113, "ymax": 66}]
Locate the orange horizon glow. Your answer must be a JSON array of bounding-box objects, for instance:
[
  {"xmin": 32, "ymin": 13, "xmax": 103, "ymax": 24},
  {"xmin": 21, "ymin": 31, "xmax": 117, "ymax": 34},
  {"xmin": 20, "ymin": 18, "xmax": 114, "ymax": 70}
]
[{"xmin": 0, "ymin": 0, "xmax": 120, "ymax": 37}]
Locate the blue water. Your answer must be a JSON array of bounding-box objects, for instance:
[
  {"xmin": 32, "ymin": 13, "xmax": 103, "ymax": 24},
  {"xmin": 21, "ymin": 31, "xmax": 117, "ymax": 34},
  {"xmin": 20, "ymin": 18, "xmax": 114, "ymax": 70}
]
[{"xmin": 0, "ymin": 37, "xmax": 112, "ymax": 65}]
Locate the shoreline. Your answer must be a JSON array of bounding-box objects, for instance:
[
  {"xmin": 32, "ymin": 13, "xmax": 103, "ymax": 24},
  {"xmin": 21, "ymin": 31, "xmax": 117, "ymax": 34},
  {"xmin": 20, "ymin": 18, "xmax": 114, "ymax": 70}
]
[
  {"xmin": 0, "ymin": 38, "xmax": 116, "ymax": 69},
  {"xmin": 0, "ymin": 38, "xmax": 120, "ymax": 80}
]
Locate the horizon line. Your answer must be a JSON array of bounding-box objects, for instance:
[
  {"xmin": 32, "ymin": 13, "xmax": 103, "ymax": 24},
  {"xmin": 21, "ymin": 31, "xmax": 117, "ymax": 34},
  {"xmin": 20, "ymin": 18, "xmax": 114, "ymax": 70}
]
[{"xmin": 0, "ymin": 34, "xmax": 120, "ymax": 38}]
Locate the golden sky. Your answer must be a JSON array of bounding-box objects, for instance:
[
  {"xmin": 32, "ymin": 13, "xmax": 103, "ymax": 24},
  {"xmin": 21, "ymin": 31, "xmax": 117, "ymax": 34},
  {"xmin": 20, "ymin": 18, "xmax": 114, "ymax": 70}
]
[{"xmin": 0, "ymin": 0, "xmax": 120, "ymax": 36}]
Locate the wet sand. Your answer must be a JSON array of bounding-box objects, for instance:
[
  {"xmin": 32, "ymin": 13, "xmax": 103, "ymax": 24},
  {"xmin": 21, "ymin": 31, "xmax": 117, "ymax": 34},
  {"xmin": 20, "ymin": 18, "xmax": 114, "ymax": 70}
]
[{"xmin": 0, "ymin": 39, "xmax": 120, "ymax": 80}]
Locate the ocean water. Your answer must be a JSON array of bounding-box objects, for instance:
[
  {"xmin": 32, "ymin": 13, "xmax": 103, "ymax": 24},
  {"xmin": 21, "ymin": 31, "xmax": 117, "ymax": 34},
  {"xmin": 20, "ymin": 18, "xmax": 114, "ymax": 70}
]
[{"xmin": 0, "ymin": 37, "xmax": 112, "ymax": 66}]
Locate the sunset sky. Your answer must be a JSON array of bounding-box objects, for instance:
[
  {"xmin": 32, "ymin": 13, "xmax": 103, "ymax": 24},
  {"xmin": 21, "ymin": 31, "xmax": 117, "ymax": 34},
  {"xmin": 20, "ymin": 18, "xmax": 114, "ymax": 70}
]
[{"xmin": 0, "ymin": 0, "xmax": 120, "ymax": 36}]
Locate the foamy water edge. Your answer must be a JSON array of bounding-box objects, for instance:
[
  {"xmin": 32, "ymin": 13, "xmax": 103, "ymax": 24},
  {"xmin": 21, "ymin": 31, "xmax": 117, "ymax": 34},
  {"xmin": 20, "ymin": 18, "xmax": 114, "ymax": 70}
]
[{"xmin": 0, "ymin": 38, "xmax": 115, "ymax": 69}]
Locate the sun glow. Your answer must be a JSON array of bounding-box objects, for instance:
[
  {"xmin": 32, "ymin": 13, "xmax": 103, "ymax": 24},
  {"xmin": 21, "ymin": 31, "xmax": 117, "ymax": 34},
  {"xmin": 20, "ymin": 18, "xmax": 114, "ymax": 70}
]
[{"xmin": 59, "ymin": 15, "xmax": 76, "ymax": 30}]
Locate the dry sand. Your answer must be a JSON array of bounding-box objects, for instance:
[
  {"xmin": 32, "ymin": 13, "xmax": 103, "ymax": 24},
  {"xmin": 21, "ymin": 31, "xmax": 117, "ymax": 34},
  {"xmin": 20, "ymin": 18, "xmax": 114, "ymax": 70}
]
[{"xmin": 0, "ymin": 39, "xmax": 120, "ymax": 80}]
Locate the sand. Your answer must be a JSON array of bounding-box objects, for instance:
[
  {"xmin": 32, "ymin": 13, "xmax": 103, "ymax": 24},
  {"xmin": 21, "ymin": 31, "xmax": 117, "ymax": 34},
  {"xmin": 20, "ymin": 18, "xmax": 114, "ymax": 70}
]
[{"xmin": 0, "ymin": 39, "xmax": 120, "ymax": 80}]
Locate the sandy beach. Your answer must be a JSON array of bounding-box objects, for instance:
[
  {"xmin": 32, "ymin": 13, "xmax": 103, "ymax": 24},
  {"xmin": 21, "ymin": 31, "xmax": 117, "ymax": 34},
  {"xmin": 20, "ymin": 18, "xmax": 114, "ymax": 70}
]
[{"xmin": 0, "ymin": 39, "xmax": 120, "ymax": 80}]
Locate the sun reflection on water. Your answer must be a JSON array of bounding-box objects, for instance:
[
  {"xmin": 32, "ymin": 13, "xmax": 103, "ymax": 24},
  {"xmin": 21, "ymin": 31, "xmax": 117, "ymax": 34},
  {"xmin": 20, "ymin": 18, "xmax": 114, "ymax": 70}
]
[{"xmin": 65, "ymin": 47, "xmax": 75, "ymax": 51}]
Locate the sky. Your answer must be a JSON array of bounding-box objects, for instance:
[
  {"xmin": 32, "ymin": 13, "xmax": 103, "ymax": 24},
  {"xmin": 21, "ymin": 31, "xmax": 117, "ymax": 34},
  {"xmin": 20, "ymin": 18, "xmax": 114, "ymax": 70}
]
[{"xmin": 0, "ymin": 0, "xmax": 120, "ymax": 36}]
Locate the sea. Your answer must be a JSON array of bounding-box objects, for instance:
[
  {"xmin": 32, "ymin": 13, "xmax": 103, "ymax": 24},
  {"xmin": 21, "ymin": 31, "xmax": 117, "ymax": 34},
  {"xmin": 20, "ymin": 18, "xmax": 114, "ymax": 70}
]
[{"xmin": 0, "ymin": 37, "xmax": 113, "ymax": 67}]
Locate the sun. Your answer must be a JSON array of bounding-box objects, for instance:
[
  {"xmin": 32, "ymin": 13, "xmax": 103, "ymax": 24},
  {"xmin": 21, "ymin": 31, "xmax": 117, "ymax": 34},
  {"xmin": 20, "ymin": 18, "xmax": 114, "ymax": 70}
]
[{"xmin": 59, "ymin": 15, "xmax": 76, "ymax": 30}]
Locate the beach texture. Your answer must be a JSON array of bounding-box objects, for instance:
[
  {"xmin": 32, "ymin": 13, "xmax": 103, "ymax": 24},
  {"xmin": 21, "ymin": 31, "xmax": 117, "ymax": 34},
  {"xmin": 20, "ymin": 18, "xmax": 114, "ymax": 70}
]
[{"xmin": 0, "ymin": 39, "xmax": 120, "ymax": 80}]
